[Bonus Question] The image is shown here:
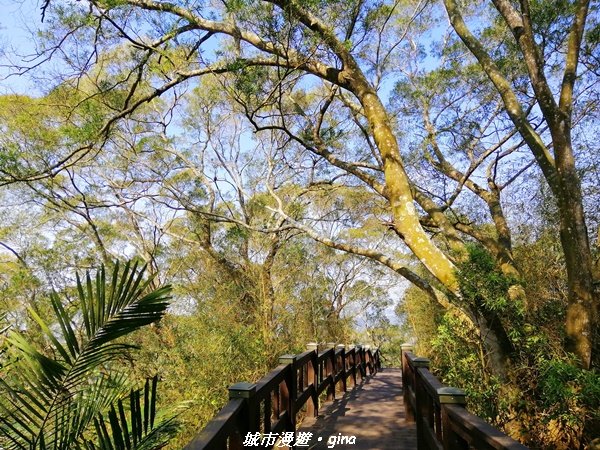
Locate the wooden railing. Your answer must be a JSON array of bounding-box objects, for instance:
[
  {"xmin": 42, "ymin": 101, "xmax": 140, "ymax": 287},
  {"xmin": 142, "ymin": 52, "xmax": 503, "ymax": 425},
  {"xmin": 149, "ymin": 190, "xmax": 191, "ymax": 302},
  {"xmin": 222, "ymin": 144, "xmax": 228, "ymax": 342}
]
[
  {"xmin": 185, "ymin": 343, "xmax": 382, "ymax": 449},
  {"xmin": 401, "ymin": 345, "xmax": 528, "ymax": 450}
]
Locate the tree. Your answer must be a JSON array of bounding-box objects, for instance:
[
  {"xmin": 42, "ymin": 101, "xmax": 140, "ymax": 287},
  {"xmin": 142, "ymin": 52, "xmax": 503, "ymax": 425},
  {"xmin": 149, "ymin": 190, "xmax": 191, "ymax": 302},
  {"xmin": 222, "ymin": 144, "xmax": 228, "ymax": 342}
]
[
  {"xmin": 441, "ymin": 0, "xmax": 599, "ymax": 368},
  {"xmin": 17, "ymin": 0, "xmax": 456, "ymax": 291},
  {"xmin": 3, "ymin": 0, "xmax": 598, "ymax": 378},
  {"xmin": 1, "ymin": 0, "xmax": 599, "ymax": 445}
]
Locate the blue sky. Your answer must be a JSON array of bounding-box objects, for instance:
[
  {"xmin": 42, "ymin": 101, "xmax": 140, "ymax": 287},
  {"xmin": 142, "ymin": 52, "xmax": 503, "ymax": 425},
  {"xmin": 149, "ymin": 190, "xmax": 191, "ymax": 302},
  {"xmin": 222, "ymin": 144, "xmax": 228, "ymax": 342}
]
[{"xmin": 0, "ymin": 0, "xmax": 43, "ymax": 94}]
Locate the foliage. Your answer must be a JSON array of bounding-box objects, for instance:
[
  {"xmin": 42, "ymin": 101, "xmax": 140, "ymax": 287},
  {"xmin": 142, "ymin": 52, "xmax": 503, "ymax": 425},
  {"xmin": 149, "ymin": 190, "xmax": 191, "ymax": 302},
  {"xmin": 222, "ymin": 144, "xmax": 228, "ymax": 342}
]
[
  {"xmin": 402, "ymin": 236, "xmax": 600, "ymax": 448},
  {"xmin": 0, "ymin": 0, "xmax": 599, "ymax": 447},
  {"xmin": 120, "ymin": 314, "xmax": 271, "ymax": 449},
  {"xmin": 0, "ymin": 261, "xmax": 182, "ymax": 450},
  {"xmin": 457, "ymin": 244, "xmax": 522, "ymax": 315},
  {"xmin": 83, "ymin": 377, "xmax": 182, "ymax": 450}
]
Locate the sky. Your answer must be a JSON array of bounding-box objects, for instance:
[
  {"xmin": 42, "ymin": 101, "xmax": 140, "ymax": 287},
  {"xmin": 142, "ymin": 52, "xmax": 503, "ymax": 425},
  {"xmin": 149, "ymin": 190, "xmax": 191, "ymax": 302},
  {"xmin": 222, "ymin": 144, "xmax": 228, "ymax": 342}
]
[
  {"xmin": 0, "ymin": 0, "xmax": 439, "ymax": 328},
  {"xmin": 0, "ymin": 0, "xmax": 45, "ymax": 94}
]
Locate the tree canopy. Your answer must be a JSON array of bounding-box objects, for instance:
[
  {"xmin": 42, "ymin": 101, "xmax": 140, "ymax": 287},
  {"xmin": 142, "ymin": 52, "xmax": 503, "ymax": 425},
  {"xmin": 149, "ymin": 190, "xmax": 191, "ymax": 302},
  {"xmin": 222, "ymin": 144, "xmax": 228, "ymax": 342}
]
[{"xmin": 1, "ymin": 0, "xmax": 599, "ymax": 447}]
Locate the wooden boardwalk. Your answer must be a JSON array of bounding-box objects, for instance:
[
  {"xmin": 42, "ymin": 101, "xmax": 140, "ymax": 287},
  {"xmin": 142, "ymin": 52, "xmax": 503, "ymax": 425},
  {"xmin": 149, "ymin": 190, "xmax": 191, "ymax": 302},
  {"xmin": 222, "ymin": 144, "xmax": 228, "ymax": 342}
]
[
  {"xmin": 297, "ymin": 368, "xmax": 416, "ymax": 449},
  {"xmin": 187, "ymin": 348, "xmax": 528, "ymax": 449}
]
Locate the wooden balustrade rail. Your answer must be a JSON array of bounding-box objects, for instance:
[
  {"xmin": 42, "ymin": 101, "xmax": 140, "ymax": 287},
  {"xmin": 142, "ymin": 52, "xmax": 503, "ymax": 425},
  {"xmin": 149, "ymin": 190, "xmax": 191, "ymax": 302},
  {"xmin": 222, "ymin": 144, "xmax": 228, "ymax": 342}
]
[
  {"xmin": 185, "ymin": 343, "xmax": 382, "ymax": 450},
  {"xmin": 401, "ymin": 345, "xmax": 528, "ymax": 450}
]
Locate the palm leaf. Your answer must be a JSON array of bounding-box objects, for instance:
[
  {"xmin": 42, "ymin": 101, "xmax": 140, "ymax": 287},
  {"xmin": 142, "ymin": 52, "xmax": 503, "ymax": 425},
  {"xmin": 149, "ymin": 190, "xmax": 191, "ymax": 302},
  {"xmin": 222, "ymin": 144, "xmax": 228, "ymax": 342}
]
[
  {"xmin": 0, "ymin": 261, "xmax": 172, "ymax": 450},
  {"xmin": 81, "ymin": 377, "xmax": 183, "ymax": 450}
]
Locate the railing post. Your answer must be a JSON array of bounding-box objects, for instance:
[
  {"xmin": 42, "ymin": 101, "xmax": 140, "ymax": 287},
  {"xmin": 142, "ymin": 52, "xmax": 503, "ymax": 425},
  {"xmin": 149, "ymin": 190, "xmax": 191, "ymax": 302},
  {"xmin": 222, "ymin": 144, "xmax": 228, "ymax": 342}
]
[
  {"xmin": 326, "ymin": 343, "xmax": 336, "ymax": 401},
  {"xmin": 364, "ymin": 345, "xmax": 372, "ymax": 374},
  {"xmin": 401, "ymin": 343, "xmax": 414, "ymax": 422},
  {"xmin": 438, "ymin": 387, "xmax": 468, "ymax": 450},
  {"xmin": 336, "ymin": 344, "xmax": 347, "ymax": 393},
  {"xmin": 348, "ymin": 344, "xmax": 357, "ymax": 388},
  {"xmin": 317, "ymin": 344, "xmax": 323, "ymax": 387},
  {"xmin": 373, "ymin": 346, "xmax": 380, "ymax": 373},
  {"xmin": 412, "ymin": 357, "xmax": 430, "ymax": 450},
  {"xmin": 306, "ymin": 342, "xmax": 319, "ymax": 418},
  {"xmin": 279, "ymin": 355, "xmax": 298, "ymax": 434},
  {"xmin": 356, "ymin": 344, "xmax": 365, "ymax": 382},
  {"xmin": 228, "ymin": 382, "xmax": 257, "ymax": 450}
]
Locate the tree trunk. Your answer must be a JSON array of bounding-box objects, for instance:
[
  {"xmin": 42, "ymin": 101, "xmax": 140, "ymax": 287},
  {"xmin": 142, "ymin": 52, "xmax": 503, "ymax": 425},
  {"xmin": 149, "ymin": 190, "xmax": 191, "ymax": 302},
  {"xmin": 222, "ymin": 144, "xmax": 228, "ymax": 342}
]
[
  {"xmin": 474, "ymin": 309, "xmax": 514, "ymax": 380},
  {"xmin": 348, "ymin": 76, "xmax": 459, "ymax": 292},
  {"xmin": 346, "ymin": 74, "xmax": 515, "ymax": 377},
  {"xmin": 443, "ymin": 0, "xmax": 597, "ymax": 368},
  {"xmin": 553, "ymin": 131, "xmax": 598, "ymax": 368}
]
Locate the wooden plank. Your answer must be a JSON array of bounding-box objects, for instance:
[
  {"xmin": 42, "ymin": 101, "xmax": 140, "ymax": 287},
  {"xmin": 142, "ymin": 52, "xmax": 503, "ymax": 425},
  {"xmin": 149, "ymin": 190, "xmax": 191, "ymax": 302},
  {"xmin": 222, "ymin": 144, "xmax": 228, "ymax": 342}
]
[
  {"xmin": 183, "ymin": 398, "xmax": 244, "ymax": 449},
  {"xmin": 417, "ymin": 368, "xmax": 444, "ymax": 401},
  {"xmin": 444, "ymin": 404, "xmax": 528, "ymax": 450},
  {"xmin": 254, "ymin": 365, "xmax": 289, "ymax": 398},
  {"xmin": 295, "ymin": 350, "xmax": 315, "ymax": 366},
  {"xmin": 296, "ymin": 369, "xmax": 417, "ymax": 450},
  {"xmin": 295, "ymin": 385, "xmax": 315, "ymax": 410},
  {"xmin": 422, "ymin": 417, "xmax": 444, "ymax": 450}
]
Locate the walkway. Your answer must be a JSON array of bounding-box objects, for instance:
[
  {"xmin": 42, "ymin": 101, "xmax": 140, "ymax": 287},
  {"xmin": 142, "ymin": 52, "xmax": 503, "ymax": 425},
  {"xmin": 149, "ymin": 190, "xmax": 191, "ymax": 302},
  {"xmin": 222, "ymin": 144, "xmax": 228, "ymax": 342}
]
[{"xmin": 297, "ymin": 369, "xmax": 416, "ymax": 449}]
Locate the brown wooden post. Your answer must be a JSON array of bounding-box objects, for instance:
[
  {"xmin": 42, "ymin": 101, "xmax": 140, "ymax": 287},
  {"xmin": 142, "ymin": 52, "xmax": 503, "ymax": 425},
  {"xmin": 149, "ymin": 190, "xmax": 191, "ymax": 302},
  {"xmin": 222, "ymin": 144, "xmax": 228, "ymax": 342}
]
[
  {"xmin": 336, "ymin": 344, "xmax": 347, "ymax": 393},
  {"xmin": 401, "ymin": 343, "xmax": 414, "ymax": 422},
  {"xmin": 278, "ymin": 355, "xmax": 297, "ymax": 434},
  {"xmin": 228, "ymin": 382, "xmax": 257, "ymax": 450},
  {"xmin": 326, "ymin": 343, "xmax": 336, "ymax": 401},
  {"xmin": 364, "ymin": 345, "xmax": 372, "ymax": 374},
  {"xmin": 356, "ymin": 344, "xmax": 366, "ymax": 380},
  {"xmin": 263, "ymin": 393, "xmax": 272, "ymax": 432},
  {"xmin": 299, "ymin": 357, "xmax": 305, "ymax": 395},
  {"xmin": 349, "ymin": 345, "xmax": 357, "ymax": 387},
  {"xmin": 371, "ymin": 347, "xmax": 381, "ymax": 374},
  {"xmin": 355, "ymin": 344, "xmax": 361, "ymax": 380},
  {"xmin": 368, "ymin": 345, "xmax": 376, "ymax": 374},
  {"xmin": 424, "ymin": 383, "xmax": 435, "ymax": 446},
  {"xmin": 412, "ymin": 357, "xmax": 430, "ymax": 450},
  {"xmin": 316, "ymin": 343, "xmax": 324, "ymax": 385},
  {"xmin": 272, "ymin": 388, "xmax": 280, "ymax": 427},
  {"xmin": 434, "ymin": 399, "xmax": 442, "ymax": 443},
  {"xmin": 438, "ymin": 387, "xmax": 468, "ymax": 450},
  {"xmin": 306, "ymin": 343, "xmax": 318, "ymax": 417}
]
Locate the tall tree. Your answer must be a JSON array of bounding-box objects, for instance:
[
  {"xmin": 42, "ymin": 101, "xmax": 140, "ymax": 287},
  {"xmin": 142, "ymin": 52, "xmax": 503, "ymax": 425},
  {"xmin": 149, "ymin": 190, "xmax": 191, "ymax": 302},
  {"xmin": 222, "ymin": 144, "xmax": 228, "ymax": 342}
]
[
  {"xmin": 3, "ymin": 0, "xmax": 598, "ymax": 375},
  {"xmin": 442, "ymin": 0, "xmax": 599, "ymax": 368}
]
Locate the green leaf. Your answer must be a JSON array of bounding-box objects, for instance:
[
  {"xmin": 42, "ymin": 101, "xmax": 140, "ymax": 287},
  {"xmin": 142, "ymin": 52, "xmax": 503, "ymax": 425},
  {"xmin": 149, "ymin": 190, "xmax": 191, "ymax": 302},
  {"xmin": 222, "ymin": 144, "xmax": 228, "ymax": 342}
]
[{"xmin": 0, "ymin": 260, "xmax": 172, "ymax": 450}]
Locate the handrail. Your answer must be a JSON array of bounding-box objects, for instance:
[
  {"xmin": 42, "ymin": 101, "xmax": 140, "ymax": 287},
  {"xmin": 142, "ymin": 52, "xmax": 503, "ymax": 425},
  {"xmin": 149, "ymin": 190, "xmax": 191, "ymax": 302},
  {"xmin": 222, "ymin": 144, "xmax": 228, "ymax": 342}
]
[
  {"xmin": 401, "ymin": 345, "xmax": 528, "ymax": 450},
  {"xmin": 185, "ymin": 343, "xmax": 382, "ymax": 450}
]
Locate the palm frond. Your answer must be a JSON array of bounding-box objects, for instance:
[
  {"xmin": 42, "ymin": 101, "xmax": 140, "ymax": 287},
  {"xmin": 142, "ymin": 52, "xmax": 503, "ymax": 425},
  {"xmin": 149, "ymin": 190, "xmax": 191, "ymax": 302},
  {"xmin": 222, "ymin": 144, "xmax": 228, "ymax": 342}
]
[
  {"xmin": 0, "ymin": 261, "xmax": 172, "ymax": 450},
  {"xmin": 82, "ymin": 377, "xmax": 183, "ymax": 450}
]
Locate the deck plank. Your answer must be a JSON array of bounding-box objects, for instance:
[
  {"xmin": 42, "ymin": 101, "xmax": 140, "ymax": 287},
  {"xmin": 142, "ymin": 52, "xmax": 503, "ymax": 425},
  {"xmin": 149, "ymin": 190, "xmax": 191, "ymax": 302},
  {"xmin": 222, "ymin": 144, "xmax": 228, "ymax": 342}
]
[{"xmin": 296, "ymin": 368, "xmax": 416, "ymax": 450}]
